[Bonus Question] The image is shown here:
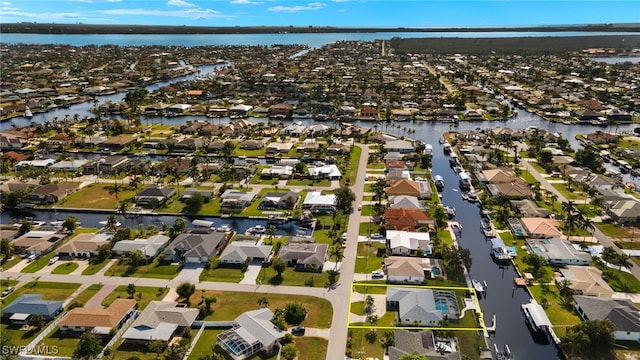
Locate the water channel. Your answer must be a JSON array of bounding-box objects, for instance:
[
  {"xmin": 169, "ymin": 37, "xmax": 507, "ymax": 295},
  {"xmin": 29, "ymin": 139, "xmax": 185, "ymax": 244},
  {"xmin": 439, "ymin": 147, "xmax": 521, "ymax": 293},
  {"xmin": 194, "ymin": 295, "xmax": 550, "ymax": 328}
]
[{"xmin": 2, "ymin": 37, "xmax": 638, "ymax": 359}]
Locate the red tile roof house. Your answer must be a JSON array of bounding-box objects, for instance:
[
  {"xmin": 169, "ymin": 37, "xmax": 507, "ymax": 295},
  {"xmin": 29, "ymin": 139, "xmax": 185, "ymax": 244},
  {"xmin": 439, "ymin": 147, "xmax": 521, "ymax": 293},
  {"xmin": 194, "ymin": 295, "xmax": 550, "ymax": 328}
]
[
  {"xmin": 58, "ymin": 298, "xmax": 137, "ymax": 335},
  {"xmin": 383, "ymin": 208, "xmax": 433, "ymax": 232}
]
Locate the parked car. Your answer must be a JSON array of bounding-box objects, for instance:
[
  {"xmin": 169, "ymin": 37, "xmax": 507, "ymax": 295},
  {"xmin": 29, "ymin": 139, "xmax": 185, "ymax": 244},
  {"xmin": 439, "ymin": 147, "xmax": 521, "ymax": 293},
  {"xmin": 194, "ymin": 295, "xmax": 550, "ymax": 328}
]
[
  {"xmin": 342, "ymin": 232, "xmax": 347, "ymax": 240},
  {"xmin": 27, "ymin": 254, "xmax": 36, "ymax": 262},
  {"xmin": 49, "ymin": 256, "xmax": 59, "ymax": 265},
  {"xmin": 371, "ymin": 271, "xmax": 384, "ymax": 279},
  {"xmin": 1, "ymin": 287, "xmax": 15, "ymax": 297},
  {"xmin": 357, "ymin": 204, "xmax": 362, "ymax": 211},
  {"xmin": 370, "ymin": 233, "xmax": 384, "ymax": 240},
  {"xmin": 291, "ymin": 326, "xmax": 305, "ymax": 336}
]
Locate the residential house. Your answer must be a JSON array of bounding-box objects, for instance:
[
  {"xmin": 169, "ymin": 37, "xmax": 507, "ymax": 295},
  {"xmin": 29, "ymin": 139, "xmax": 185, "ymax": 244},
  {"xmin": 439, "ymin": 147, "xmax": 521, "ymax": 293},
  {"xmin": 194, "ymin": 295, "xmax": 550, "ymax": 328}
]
[
  {"xmin": 389, "ymin": 330, "xmax": 461, "ymax": 360},
  {"xmin": 557, "ymin": 266, "xmax": 614, "ymax": 297},
  {"xmin": 102, "ymin": 135, "xmax": 137, "ymax": 149},
  {"xmin": 26, "ymin": 183, "xmax": 79, "ymax": 204},
  {"xmin": 326, "ymin": 143, "xmax": 351, "ymax": 155},
  {"xmin": 387, "ymin": 288, "xmax": 460, "ymax": 325},
  {"xmin": 49, "ymin": 160, "xmax": 90, "ymax": 172},
  {"xmin": 389, "ymin": 195, "xmax": 422, "ymax": 210},
  {"xmin": 220, "ymin": 190, "xmax": 257, "ymax": 213},
  {"xmin": 111, "ymin": 234, "xmax": 170, "ymax": 259},
  {"xmin": 478, "ymin": 167, "xmax": 519, "ymax": 185},
  {"xmin": 308, "ymin": 124, "xmax": 330, "ymax": 138},
  {"xmin": 56, "ymin": 233, "xmax": 111, "ymax": 258},
  {"xmin": 278, "ymin": 243, "xmax": 328, "ymax": 271},
  {"xmin": 486, "ymin": 180, "xmax": 533, "ymax": 199},
  {"xmin": 265, "ymin": 142, "xmax": 294, "ymax": 156},
  {"xmin": 518, "ymin": 217, "xmax": 562, "ymax": 239},
  {"xmin": 180, "ymin": 188, "xmax": 214, "ymax": 201},
  {"xmin": 384, "ymin": 139, "xmax": 414, "ymax": 153},
  {"xmin": 258, "ymin": 192, "xmax": 299, "ymax": 210},
  {"xmin": 386, "ymin": 179, "xmax": 432, "ymax": 199},
  {"xmin": 384, "ymin": 256, "xmax": 444, "ymax": 284},
  {"xmin": 2, "ymin": 294, "xmax": 64, "ymax": 324},
  {"xmin": 134, "ymin": 186, "xmax": 176, "ymax": 208},
  {"xmin": 175, "ymin": 137, "xmax": 204, "ymax": 151},
  {"xmin": 218, "ymin": 241, "xmax": 273, "ymax": 265},
  {"xmin": 608, "ymin": 199, "xmax": 640, "ymax": 225},
  {"xmin": 217, "ymin": 308, "xmax": 285, "ymax": 360},
  {"xmin": 573, "ymin": 296, "xmax": 640, "ymax": 341},
  {"xmin": 16, "ymin": 159, "xmax": 55, "ymax": 170},
  {"xmin": 163, "ymin": 232, "xmax": 226, "ymax": 263},
  {"xmin": 12, "ymin": 230, "xmax": 66, "ymax": 256},
  {"xmin": 261, "ymin": 165, "xmax": 294, "ymax": 180},
  {"xmin": 82, "ymin": 155, "xmax": 131, "ymax": 175},
  {"xmin": 386, "ymin": 230, "xmax": 432, "ymax": 256},
  {"xmin": 308, "ymin": 164, "xmax": 342, "ymax": 180},
  {"xmin": 122, "ymin": 301, "xmax": 199, "ymax": 344},
  {"xmin": 239, "ymin": 140, "xmax": 264, "ymax": 150},
  {"xmin": 383, "ymin": 208, "xmax": 433, "ymax": 232},
  {"xmin": 302, "ymin": 191, "xmax": 337, "ymax": 213},
  {"xmin": 0, "ymin": 132, "xmax": 28, "ymax": 149},
  {"xmin": 270, "ymin": 103, "xmax": 293, "ymax": 118},
  {"xmin": 510, "ymin": 199, "xmax": 552, "ymax": 218},
  {"xmin": 297, "ymin": 141, "xmax": 320, "ymax": 153},
  {"xmin": 526, "ymin": 237, "xmax": 591, "ymax": 266},
  {"xmin": 281, "ymin": 124, "xmax": 307, "ymax": 138},
  {"xmin": 59, "ymin": 299, "xmax": 137, "ymax": 335}
]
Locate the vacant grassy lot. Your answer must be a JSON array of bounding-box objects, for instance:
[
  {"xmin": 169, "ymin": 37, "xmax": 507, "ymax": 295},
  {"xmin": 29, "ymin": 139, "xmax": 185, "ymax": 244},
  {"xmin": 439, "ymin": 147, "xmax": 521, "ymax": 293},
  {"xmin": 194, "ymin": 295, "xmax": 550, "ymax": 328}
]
[
  {"xmin": 188, "ymin": 291, "xmax": 332, "ymax": 328},
  {"xmin": 258, "ymin": 266, "xmax": 337, "ymax": 287},
  {"xmin": 104, "ymin": 257, "xmax": 181, "ymax": 279},
  {"xmin": 354, "ymin": 242, "xmax": 387, "ymax": 273},
  {"xmin": 102, "ymin": 285, "xmax": 168, "ymax": 310},
  {"xmin": 59, "ymin": 183, "xmax": 137, "ymax": 209}
]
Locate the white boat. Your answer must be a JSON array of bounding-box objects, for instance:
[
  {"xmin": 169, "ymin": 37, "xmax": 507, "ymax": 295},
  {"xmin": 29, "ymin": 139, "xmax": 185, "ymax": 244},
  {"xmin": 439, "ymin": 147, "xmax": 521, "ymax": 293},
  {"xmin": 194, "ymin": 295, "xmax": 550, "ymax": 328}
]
[
  {"xmin": 50, "ymin": 220, "xmax": 65, "ymax": 226},
  {"xmin": 248, "ymin": 225, "xmax": 266, "ymax": 234},
  {"xmin": 445, "ymin": 206, "xmax": 456, "ymax": 218},
  {"xmin": 472, "ymin": 279, "xmax": 485, "ymax": 294},
  {"xmin": 99, "ymin": 220, "xmax": 121, "ymax": 227},
  {"xmin": 24, "ymin": 107, "xmax": 33, "ymax": 118},
  {"xmin": 217, "ymin": 224, "xmax": 232, "ymax": 232}
]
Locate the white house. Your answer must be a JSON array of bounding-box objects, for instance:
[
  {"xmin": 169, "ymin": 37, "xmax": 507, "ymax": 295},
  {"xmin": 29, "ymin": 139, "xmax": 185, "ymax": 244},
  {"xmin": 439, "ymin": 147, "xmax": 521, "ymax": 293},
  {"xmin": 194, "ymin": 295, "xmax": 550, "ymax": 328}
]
[
  {"xmin": 302, "ymin": 191, "xmax": 337, "ymax": 213},
  {"xmin": 111, "ymin": 234, "xmax": 170, "ymax": 258},
  {"xmin": 308, "ymin": 164, "xmax": 342, "ymax": 180},
  {"xmin": 386, "ymin": 230, "xmax": 431, "ymax": 256},
  {"xmin": 219, "ymin": 241, "xmax": 272, "ymax": 265}
]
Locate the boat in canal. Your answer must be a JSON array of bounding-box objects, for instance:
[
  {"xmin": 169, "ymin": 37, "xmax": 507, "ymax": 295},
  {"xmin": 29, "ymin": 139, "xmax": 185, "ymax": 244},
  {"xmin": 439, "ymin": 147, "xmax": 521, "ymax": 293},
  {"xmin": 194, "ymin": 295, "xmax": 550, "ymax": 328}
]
[
  {"xmin": 434, "ymin": 175, "xmax": 445, "ymax": 191},
  {"xmin": 490, "ymin": 237, "xmax": 512, "ymax": 263},
  {"xmin": 472, "ymin": 279, "xmax": 486, "ymax": 295}
]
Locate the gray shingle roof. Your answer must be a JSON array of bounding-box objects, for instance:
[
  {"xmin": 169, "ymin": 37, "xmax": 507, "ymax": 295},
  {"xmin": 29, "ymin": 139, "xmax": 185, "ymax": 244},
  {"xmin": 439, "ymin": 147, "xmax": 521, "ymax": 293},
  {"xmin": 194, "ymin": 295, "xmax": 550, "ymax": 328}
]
[{"xmin": 2, "ymin": 294, "xmax": 63, "ymax": 318}]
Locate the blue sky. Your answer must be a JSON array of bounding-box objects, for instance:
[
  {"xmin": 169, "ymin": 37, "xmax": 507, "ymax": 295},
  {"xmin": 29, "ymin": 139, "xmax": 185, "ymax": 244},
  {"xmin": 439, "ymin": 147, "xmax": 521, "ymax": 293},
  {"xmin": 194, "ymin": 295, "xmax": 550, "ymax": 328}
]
[{"xmin": 1, "ymin": 1, "xmax": 638, "ymax": 28}]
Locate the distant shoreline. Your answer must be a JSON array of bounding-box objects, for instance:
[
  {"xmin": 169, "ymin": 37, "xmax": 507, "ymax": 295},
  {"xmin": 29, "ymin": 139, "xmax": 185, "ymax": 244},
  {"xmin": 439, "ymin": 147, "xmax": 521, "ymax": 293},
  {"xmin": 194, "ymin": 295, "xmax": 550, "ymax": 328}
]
[{"xmin": 1, "ymin": 22, "xmax": 639, "ymax": 35}]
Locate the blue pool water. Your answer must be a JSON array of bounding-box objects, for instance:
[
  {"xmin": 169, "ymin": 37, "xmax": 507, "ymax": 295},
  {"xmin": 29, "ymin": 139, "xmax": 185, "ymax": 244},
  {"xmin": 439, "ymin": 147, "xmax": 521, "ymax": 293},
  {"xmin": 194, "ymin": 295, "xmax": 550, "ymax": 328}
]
[
  {"xmin": 225, "ymin": 341, "xmax": 242, "ymax": 356},
  {"xmin": 435, "ymin": 298, "xmax": 449, "ymax": 312}
]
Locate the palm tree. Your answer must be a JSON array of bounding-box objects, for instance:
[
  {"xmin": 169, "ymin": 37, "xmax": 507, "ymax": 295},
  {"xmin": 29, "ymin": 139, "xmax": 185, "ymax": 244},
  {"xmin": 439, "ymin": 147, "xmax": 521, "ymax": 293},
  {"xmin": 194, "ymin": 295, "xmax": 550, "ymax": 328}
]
[
  {"xmin": 108, "ymin": 182, "xmax": 123, "ymax": 209},
  {"xmin": 106, "ymin": 214, "xmax": 118, "ymax": 231},
  {"xmin": 579, "ymin": 216, "xmax": 595, "ymax": 243},
  {"xmin": 563, "ymin": 212, "xmax": 579, "ymax": 240},
  {"xmin": 329, "ymin": 244, "xmax": 343, "ymax": 271},
  {"xmin": 561, "ymin": 200, "xmax": 577, "ymax": 218}
]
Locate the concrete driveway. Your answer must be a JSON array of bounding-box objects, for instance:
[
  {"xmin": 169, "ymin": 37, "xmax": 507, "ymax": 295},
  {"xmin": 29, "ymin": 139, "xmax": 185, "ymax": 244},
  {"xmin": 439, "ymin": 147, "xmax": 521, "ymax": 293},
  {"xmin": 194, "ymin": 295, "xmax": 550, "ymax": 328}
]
[
  {"xmin": 174, "ymin": 262, "xmax": 205, "ymax": 283},
  {"xmin": 240, "ymin": 260, "xmax": 263, "ymax": 285}
]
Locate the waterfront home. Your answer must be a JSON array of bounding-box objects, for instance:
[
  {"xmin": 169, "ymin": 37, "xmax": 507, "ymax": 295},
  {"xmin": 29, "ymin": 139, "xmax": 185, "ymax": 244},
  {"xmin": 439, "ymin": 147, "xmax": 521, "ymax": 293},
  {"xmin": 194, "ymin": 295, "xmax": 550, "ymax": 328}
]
[
  {"xmin": 58, "ymin": 299, "xmax": 136, "ymax": 335},
  {"xmin": 26, "ymin": 183, "xmax": 79, "ymax": 205},
  {"xmin": 102, "ymin": 135, "xmax": 137, "ymax": 149},
  {"xmin": 15, "ymin": 158, "xmax": 56, "ymax": 170},
  {"xmin": 386, "ymin": 287, "xmax": 460, "ymax": 325},
  {"xmin": 217, "ymin": 308, "xmax": 285, "ymax": 360},
  {"xmin": 265, "ymin": 142, "xmax": 294, "ymax": 156},
  {"xmin": 258, "ymin": 191, "xmax": 299, "ymax": 210},
  {"xmin": 218, "ymin": 241, "xmax": 272, "ymax": 265},
  {"xmin": 477, "ymin": 167, "xmax": 519, "ymax": 185},
  {"xmin": 0, "ymin": 132, "xmax": 28, "ymax": 149},
  {"xmin": 573, "ymin": 296, "xmax": 640, "ymax": 341},
  {"xmin": 607, "ymin": 198, "xmax": 640, "ymax": 225},
  {"xmin": 384, "ymin": 256, "xmax": 444, "ymax": 284},
  {"xmin": 49, "ymin": 159, "xmax": 90, "ymax": 172},
  {"xmin": 134, "ymin": 186, "xmax": 176, "ymax": 208},
  {"xmin": 2, "ymin": 294, "xmax": 64, "ymax": 324},
  {"xmin": 386, "ymin": 230, "xmax": 432, "ymax": 256},
  {"xmin": 383, "ymin": 208, "xmax": 433, "ymax": 232},
  {"xmin": 389, "ymin": 195, "xmax": 422, "ymax": 210},
  {"xmin": 386, "ymin": 179, "xmax": 432, "ymax": 199},
  {"xmin": 296, "ymin": 141, "xmax": 320, "ymax": 153},
  {"xmin": 383, "ymin": 139, "xmax": 414, "ymax": 154},
  {"xmin": 277, "ymin": 242, "xmax": 328, "ymax": 271},
  {"xmin": 556, "ymin": 266, "xmax": 614, "ymax": 297},
  {"xmin": 281, "ymin": 124, "xmax": 307, "ymax": 138},
  {"xmin": 239, "ymin": 139, "xmax": 265, "ymax": 150},
  {"xmin": 111, "ymin": 234, "xmax": 170, "ymax": 259},
  {"xmin": 56, "ymin": 233, "xmax": 111, "ymax": 258},
  {"xmin": 526, "ymin": 238, "xmax": 591, "ymax": 266},
  {"xmin": 517, "ymin": 217, "xmax": 562, "ymax": 239},
  {"xmin": 163, "ymin": 232, "xmax": 226, "ymax": 263},
  {"xmin": 388, "ymin": 330, "xmax": 461, "ymax": 360},
  {"xmin": 510, "ymin": 199, "xmax": 552, "ymax": 218},
  {"xmin": 220, "ymin": 190, "xmax": 257, "ymax": 213},
  {"xmin": 326, "ymin": 143, "xmax": 351, "ymax": 155},
  {"xmin": 12, "ymin": 230, "xmax": 66, "ymax": 256},
  {"xmin": 261, "ymin": 165, "xmax": 294, "ymax": 180},
  {"xmin": 485, "ymin": 180, "xmax": 533, "ymax": 199},
  {"xmin": 307, "ymin": 164, "xmax": 342, "ymax": 180},
  {"xmin": 82, "ymin": 155, "xmax": 131, "ymax": 175},
  {"xmin": 302, "ymin": 191, "xmax": 337, "ymax": 213},
  {"xmin": 180, "ymin": 188, "xmax": 214, "ymax": 201},
  {"xmin": 122, "ymin": 301, "xmax": 198, "ymax": 345}
]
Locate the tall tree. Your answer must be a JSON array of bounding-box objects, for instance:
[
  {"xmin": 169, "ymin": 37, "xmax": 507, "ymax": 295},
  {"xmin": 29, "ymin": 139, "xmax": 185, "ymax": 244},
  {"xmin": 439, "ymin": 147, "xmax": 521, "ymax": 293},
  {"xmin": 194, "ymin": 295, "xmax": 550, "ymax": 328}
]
[{"xmin": 73, "ymin": 332, "xmax": 102, "ymax": 360}]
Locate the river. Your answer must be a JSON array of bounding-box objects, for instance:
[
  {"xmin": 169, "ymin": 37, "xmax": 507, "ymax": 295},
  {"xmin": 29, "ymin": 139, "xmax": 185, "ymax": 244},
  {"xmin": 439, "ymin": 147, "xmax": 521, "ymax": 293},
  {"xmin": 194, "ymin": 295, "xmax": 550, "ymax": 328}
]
[{"xmin": 3, "ymin": 32, "xmax": 639, "ymax": 360}]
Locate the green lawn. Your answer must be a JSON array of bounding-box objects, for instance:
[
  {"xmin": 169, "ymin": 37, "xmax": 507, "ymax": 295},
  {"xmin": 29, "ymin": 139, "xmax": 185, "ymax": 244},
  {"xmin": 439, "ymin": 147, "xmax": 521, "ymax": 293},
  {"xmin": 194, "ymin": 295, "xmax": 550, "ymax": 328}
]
[
  {"xmin": 257, "ymin": 267, "xmax": 338, "ymax": 288},
  {"xmin": 102, "ymin": 285, "xmax": 169, "ymax": 310},
  {"xmin": 286, "ymin": 178, "xmax": 330, "ymax": 187},
  {"xmin": 601, "ymin": 267, "xmax": 640, "ymax": 293},
  {"xmin": 294, "ymin": 336, "xmax": 328, "ymax": 360},
  {"xmin": 354, "ymin": 242, "xmax": 387, "ymax": 273},
  {"xmin": 82, "ymin": 258, "xmax": 112, "ymax": 275},
  {"xmin": 188, "ymin": 329, "xmax": 225, "ymax": 359},
  {"xmin": 188, "ymin": 291, "xmax": 333, "ymax": 328},
  {"xmin": 46, "ymin": 328, "xmax": 108, "ymax": 357},
  {"xmin": 1, "ymin": 255, "xmax": 22, "ymax": 271},
  {"xmin": 104, "ymin": 257, "xmax": 181, "ymax": 279},
  {"xmin": 1, "ymin": 281, "xmax": 80, "ymax": 311},
  {"xmin": 69, "ymin": 284, "xmax": 104, "ymax": 308},
  {"xmin": 51, "ymin": 262, "xmax": 79, "ymax": 274},
  {"xmin": 199, "ymin": 266, "xmax": 246, "ymax": 283},
  {"xmin": 551, "ymin": 183, "xmax": 585, "ymax": 201},
  {"xmin": 596, "ymin": 223, "xmax": 638, "ymax": 239},
  {"xmin": 340, "ymin": 145, "xmax": 361, "ymax": 187},
  {"xmin": 21, "ymin": 252, "xmax": 57, "ymax": 273},
  {"xmin": 0, "ymin": 279, "xmax": 18, "ymax": 292}
]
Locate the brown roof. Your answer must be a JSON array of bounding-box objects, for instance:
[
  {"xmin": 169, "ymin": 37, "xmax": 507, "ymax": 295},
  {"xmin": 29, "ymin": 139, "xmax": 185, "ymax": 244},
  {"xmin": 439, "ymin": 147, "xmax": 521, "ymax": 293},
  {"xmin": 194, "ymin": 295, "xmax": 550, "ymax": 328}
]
[
  {"xmin": 59, "ymin": 299, "xmax": 137, "ymax": 328},
  {"xmin": 386, "ymin": 179, "xmax": 420, "ymax": 197}
]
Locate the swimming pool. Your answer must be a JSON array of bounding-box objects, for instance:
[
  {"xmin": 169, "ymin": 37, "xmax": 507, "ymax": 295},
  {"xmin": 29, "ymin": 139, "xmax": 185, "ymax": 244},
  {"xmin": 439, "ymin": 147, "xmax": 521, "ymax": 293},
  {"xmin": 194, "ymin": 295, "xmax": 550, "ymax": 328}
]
[
  {"xmin": 225, "ymin": 341, "xmax": 242, "ymax": 356},
  {"xmin": 435, "ymin": 298, "xmax": 449, "ymax": 312}
]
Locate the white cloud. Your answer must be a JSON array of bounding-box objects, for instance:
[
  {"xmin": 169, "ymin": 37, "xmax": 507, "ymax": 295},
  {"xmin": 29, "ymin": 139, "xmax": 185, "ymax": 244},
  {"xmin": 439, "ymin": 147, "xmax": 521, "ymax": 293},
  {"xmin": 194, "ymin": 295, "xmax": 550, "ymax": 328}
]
[
  {"xmin": 167, "ymin": 0, "xmax": 196, "ymax": 7},
  {"xmin": 100, "ymin": 7, "xmax": 226, "ymax": 20},
  {"xmin": 268, "ymin": 2, "xmax": 326, "ymax": 13},
  {"xmin": 230, "ymin": 0, "xmax": 263, "ymax": 4},
  {"xmin": 332, "ymin": 0, "xmax": 348, "ymax": 2},
  {"xmin": 106, "ymin": 0, "xmax": 122, "ymax": 2}
]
